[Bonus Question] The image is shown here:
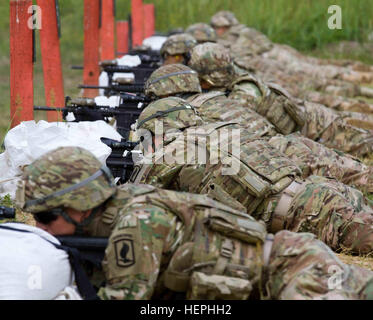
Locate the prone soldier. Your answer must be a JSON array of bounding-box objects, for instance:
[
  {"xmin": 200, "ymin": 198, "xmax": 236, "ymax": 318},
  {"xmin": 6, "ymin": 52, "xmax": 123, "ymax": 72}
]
[
  {"xmin": 131, "ymin": 97, "xmax": 373, "ymax": 255},
  {"xmin": 143, "ymin": 63, "xmax": 373, "ymax": 194},
  {"xmin": 16, "ymin": 147, "xmax": 373, "ymax": 300}
]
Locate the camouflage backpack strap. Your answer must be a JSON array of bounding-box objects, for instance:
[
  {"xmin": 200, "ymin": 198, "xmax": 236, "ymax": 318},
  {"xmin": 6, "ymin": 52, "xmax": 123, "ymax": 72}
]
[
  {"xmin": 162, "ymin": 193, "xmax": 267, "ymax": 299},
  {"xmin": 186, "ymin": 91, "xmax": 227, "ymax": 108}
]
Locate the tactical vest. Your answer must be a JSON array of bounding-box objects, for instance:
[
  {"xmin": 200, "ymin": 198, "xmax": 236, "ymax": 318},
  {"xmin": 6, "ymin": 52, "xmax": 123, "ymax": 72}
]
[
  {"xmin": 230, "ymin": 74, "xmax": 305, "ymax": 135},
  {"xmin": 120, "ymin": 184, "xmax": 268, "ymax": 299},
  {"xmin": 177, "ymin": 123, "xmax": 301, "ymax": 215},
  {"xmin": 187, "ymin": 91, "xmax": 278, "ymax": 138}
]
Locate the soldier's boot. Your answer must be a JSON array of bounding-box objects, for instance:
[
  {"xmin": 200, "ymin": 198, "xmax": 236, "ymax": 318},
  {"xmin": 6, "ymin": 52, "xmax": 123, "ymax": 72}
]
[
  {"xmin": 273, "ymin": 176, "xmax": 373, "ymax": 255},
  {"xmin": 266, "ymin": 230, "xmax": 373, "ymax": 300}
]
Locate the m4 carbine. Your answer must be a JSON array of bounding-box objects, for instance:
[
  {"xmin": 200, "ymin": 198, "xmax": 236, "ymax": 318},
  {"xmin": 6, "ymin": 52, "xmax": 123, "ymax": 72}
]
[
  {"xmin": 100, "ymin": 138, "xmax": 139, "ymax": 184},
  {"xmin": 34, "ymin": 94, "xmax": 152, "ymax": 140}
]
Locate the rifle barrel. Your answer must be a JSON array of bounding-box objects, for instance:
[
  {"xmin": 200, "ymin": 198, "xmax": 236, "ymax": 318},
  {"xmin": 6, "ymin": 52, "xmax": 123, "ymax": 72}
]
[{"xmin": 34, "ymin": 106, "xmax": 64, "ymax": 111}]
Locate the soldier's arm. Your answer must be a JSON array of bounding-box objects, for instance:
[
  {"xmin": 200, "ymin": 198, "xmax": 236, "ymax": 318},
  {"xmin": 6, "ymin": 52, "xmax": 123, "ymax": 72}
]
[{"xmin": 98, "ymin": 204, "xmax": 180, "ymax": 300}]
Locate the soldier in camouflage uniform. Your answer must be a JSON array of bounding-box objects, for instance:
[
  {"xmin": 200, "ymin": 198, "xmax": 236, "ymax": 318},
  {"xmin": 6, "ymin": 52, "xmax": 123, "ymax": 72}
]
[
  {"xmin": 160, "ymin": 33, "xmax": 197, "ymax": 65},
  {"xmin": 186, "ymin": 23, "xmax": 217, "ymax": 44},
  {"xmin": 210, "ymin": 11, "xmax": 373, "ymax": 85},
  {"xmin": 235, "ymin": 53, "xmax": 373, "ymax": 114},
  {"xmin": 210, "ymin": 10, "xmax": 373, "ymax": 113},
  {"xmin": 187, "ymin": 42, "xmax": 373, "ymax": 157},
  {"xmin": 144, "ymin": 63, "xmax": 278, "ymax": 138},
  {"xmin": 131, "ymin": 97, "xmax": 373, "ymax": 255},
  {"xmin": 16, "ymin": 147, "xmax": 373, "ymax": 300},
  {"xmin": 143, "ymin": 63, "xmax": 373, "ymax": 194}
]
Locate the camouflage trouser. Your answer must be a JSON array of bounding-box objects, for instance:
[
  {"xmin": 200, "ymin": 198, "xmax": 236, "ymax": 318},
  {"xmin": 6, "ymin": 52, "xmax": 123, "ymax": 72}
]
[
  {"xmin": 260, "ymin": 176, "xmax": 373, "ymax": 255},
  {"xmin": 263, "ymin": 45, "xmax": 373, "ymax": 85},
  {"xmin": 268, "ymin": 133, "xmax": 373, "ymax": 193},
  {"xmin": 300, "ymin": 101, "xmax": 373, "ymax": 157},
  {"xmin": 305, "ymin": 91, "xmax": 373, "ymax": 115},
  {"xmin": 266, "ymin": 230, "xmax": 373, "ymax": 300}
]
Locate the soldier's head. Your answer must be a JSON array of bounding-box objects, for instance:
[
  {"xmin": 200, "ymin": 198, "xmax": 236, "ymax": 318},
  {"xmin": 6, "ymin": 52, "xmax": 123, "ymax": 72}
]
[
  {"xmin": 136, "ymin": 97, "xmax": 203, "ymax": 150},
  {"xmin": 210, "ymin": 11, "xmax": 239, "ymax": 37},
  {"xmin": 16, "ymin": 147, "xmax": 116, "ymax": 236},
  {"xmin": 186, "ymin": 23, "xmax": 217, "ymax": 44},
  {"xmin": 160, "ymin": 33, "xmax": 197, "ymax": 65},
  {"xmin": 188, "ymin": 42, "xmax": 235, "ymax": 89},
  {"xmin": 145, "ymin": 64, "xmax": 202, "ymax": 99}
]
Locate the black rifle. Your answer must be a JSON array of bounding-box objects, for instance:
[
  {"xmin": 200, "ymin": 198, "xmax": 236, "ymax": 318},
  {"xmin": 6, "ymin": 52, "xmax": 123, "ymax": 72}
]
[
  {"xmin": 0, "ymin": 206, "xmax": 16, "ymax": 220},
  {"xmin": 78, "ymin": 83, "xmax": 146, "ymax": 96},
  {"xmin": 34, "ymin": 94, "xmax": 151, "ymax": 140},
  {"xmin": 56, "ymin": 236, "xmax": 108, "ymax": 269},
  {"xmin": 101, "ymin": 138, "xmax": 139, "ymax": 184}
]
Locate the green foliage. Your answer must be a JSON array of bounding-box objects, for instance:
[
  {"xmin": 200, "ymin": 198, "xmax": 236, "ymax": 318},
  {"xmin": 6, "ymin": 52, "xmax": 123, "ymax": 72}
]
[{"xmin": 0, "ymin": 194, "xmax": 13, "ymax": 208}]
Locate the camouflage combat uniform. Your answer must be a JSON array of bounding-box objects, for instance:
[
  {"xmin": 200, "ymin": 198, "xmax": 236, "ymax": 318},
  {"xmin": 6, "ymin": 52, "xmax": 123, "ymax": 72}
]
[
  {"xmin": 210, "ymin": 11, "xmax": 373, "ymax": 85},
  {"xmin": 187, "ymin": 42, "xmax": 373, "ymax": 157},
  {"xmin": 234, "ymin": 54, "xmax": 373, "ymax": 114},
  {"xmin": 17, "ymin": 147, "xmax": 373, "ymax": 300},
  {"xmin": 144, "ymin": 64, "xmax": 278, "ymax": 138},
  {"xmin": 185, "ymin": 23, "xmax": 217, "ymax": 44},
  {"xmin": 144, "ymin": 63, "xmax": 373, "ymax": 194},
  {"xmin": 160, "ymin": 33, "xmax": 197, "ymax": 65},
  {"xmin": 132, "ymin": 97, "xmax": 373, "ymax": 255}
]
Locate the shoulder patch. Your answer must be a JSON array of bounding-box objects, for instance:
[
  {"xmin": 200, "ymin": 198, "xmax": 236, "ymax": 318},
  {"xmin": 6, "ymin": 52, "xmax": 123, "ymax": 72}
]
[{"xmin": 114, "ymin": 238, "xmax": 136, "ymax": 268}]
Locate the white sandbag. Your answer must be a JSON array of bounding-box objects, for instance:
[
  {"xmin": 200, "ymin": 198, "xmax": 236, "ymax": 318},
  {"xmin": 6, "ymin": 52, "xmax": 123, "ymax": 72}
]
[
  {"xmin": 99, "ymin": 71, "xmax": 109, "ymax": 96},
  {"xmin": 116, "ymin": 55, "xmax": 141, "ymax": 67},
  {"xmin": 0, "ymin": 120, "xmax": 123, "ymax": 198},
  {"xmin": 142, "ymin": 36, "xmax": 167, "ymax": 51},
  {"xmin": 0, "ymin": 223, "xmax": 76, "ymax": 300},
  {"xmin": 94, "ymin": 95, "xmax": 122, "ymax": 108},
  {"xmin": 98, "ymin": 71, "xmax": 135, "ymax": 96}
]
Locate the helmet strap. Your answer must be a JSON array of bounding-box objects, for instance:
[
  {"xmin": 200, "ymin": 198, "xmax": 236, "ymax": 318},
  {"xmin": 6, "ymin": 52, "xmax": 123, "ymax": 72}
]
[{"xmin": 58, "ymin": 205, "xmax": 102, "ymax": 236}]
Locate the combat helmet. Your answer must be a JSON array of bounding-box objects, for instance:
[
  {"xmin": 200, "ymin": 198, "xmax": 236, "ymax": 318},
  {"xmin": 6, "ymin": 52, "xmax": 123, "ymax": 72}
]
[
  {"xmin": 188, "ymin": 42, "xmax": 235, "ymax": 87},
  {"xmin": 160, "ymin": 33, "xmax": 197, "ymax": 60},
  {"xmin": 145, "ymin": 64, "xmax": 202, "ymax": 98},
  {"xmin": 186, "ymin": 23, "xmax": 217, "ymax": 43},
  {"xmin": 210, "ymin": 11, "xmax": 239, "ymax": 28},
  {"xmin": 136, "ymin": 97, "xmax": 203, "ymax": 136},
  {"xmin": 16, "ymin": 147, "xmax": 116, "ymax": 214}
]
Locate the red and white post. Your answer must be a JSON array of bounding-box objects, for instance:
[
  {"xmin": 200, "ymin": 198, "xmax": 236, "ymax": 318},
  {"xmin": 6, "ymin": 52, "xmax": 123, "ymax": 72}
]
[
  {"xmin": 37, "ymin": 0, "xmax": 64, "ymax": 122},
  {"xmin": 83, "ymin": 0, "xmax": 100, "ymax": 98},
  {"xmin": 116, "ymin": 20, "xmax": 129, "ymax": 57},
  {"xmin": 100, "ymin": 0, "xmax": 116, "ymax": 61},
  {"xmin": 143, "ymin": 3, "xmax": 155, "ymax": 39},
  {"xmin": 131, "ymin": 0, "xmax": 144, "ymax": 47},
  {"xmin": 10, "ymin": 0, "xmax": 34, "ymax": 128}
]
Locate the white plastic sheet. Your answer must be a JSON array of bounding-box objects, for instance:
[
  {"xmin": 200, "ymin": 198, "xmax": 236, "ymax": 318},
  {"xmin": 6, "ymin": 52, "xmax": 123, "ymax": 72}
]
[
  {"xmin": 142, "ymin": 36, "xmax": 167, "ymax": 51},
  {"xmin": 0, "ymin": 120, "xmax": 123, "ymax": 198},
  {"xmin": 0, "ymin": 223, "xmax": 77, "ymax": 300}
]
